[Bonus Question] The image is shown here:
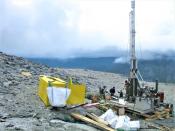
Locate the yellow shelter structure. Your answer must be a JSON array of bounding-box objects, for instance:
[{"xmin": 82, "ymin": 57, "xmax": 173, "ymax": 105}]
[{"xmin": 38, "ymin": 75, "xmax": 86, "ymax": 106}]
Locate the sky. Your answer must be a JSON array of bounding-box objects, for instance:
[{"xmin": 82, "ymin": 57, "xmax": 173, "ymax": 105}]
[{"xmin": 0, "ymin": 0, "xmax": 175, "ymax": 58}]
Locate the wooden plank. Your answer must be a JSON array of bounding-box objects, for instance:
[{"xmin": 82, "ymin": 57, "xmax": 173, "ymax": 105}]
[
  {"xmin": 67, "ymin": 103, "xmax": 87, "ymax": 110},
  {"xmin": 83, "ymin": 103, "xmax": 100, "ymax": 108},
  {"xmin": 146, "ymin": 109, "xmax": 170, "ymax": 120},
  {"xmin": 145, "ymin": 112, "xmax": 170, "ymax": 121},
  {"xmin": 154, "ymin": 123, "xmax": 172, "ymax": 131},
  {"xmin": 148, "ymin": 123, "xmax": 171, "ymax": 131},
  {"xmin": 109, "ymin": 100, "xmax": 127, "ymax": 108},
  {"xmin": 125, "ymin": 107, "xmax": 148, "ymax": 117},
  {"xmin": 126, "ymin": 106, "xmax": 151, "ymax": 114},
  {"xmin": 148, "ymin": 125, "xmax": 165, "ymax": 131},
  {"xmin": 118, "ymin": 107, "xmax": 125, "ymax": 116},
  {"xmin": 71, "ymin": 113, "xmax": 114, "ymax": 131},
  {"xmin": 98, "ymin": 105, "xmax": 109, "ymax": 112},
  {"xmin": 86, "ymin": 113, "xmax": 109, "ymax": 126}
]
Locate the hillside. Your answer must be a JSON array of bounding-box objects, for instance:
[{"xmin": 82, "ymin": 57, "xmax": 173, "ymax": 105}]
[
  {"xmin": 0, "ymin": 52, "xmax": 126, "ymax": 130},
  {"xmin": 0, "ymin": 52, "xmax": 175, "ymax": 130}
]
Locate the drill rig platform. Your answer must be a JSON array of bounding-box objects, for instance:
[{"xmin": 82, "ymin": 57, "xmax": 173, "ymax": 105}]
[{"xmin": 123, "ymin": 0, "xmax": 173, "ymax": 114}]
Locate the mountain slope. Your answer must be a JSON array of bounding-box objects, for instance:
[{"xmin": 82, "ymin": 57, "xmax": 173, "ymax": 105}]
[
  {"xmin": 28, "ymin": 57, "xmax": 175, "ymax": 83},
  {"xmin": 0, "ymin": 52, "xmax": 125, "ymax": 130},
  {"xmin": 1, "ymin": 52, "xmax": 175, "ymax": 130}
]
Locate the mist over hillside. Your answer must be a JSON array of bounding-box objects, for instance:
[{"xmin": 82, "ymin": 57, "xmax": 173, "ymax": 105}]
[{"xmin": 27, "ymin": 55, "xmax": 175, "ymax": 83}]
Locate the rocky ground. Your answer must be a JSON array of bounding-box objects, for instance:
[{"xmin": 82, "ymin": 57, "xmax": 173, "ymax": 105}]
[{"xmin": 0, "ymin": 52, "xmax": 175, "ymax": 131}]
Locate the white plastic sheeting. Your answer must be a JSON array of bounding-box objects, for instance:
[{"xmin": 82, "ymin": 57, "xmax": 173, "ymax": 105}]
[
  {"xmin": 47, "ymin": 87, "xmax": 71, "ymax": 107},
  {"xmin": 100, "ymin": 109, "xmax": 140, "ymax": 130},
  {"xmin": 119, "ymin": 99, "xmax": 126, "ymax": 105}
]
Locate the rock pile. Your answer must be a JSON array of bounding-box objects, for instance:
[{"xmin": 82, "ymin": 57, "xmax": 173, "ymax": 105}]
[{"xmin": 0, "ymin": 52, "xmax": 100, "ymax": 130}]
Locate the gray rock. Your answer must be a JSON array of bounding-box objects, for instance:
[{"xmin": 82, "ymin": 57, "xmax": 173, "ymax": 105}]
[
  {"xmin": 6, "ymin": 123, "xmax": 14, "ymax": 127},
  {"xmin": 0, "ymin": 113, "xmax": 9, "ymax": 119},
  {"xmin": 49, "ymin": 119, "xmax": 66, "ymax": 127},
  {"xmin": 3, "ymin": 81, "xmax": 12, "ymax": 87},
  {"xmin": 50, "ymin": 119, "xmax": 99, "ymax": 131}
]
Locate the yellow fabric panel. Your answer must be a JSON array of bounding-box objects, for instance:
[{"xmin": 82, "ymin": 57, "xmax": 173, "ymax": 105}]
[
  {"xmin": 38, "ymin": 75, "xmax": 66, "ymax": 106},
  {"xmin": 38, "ymin": 75, "xmax": 86, "ymax": 106},
  {"xmin": 66, "ymin": 84, "xmax": 86, "ymax": 105}
]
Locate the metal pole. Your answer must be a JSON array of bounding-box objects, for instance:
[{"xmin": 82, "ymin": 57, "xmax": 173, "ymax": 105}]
[{"xmin": 129, "ymin": 0, "xmax": 137, "ymax": 97}]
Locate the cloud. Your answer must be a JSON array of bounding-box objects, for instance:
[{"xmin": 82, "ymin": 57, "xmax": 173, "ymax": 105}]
[
  {"xmin": 114, "ymin": 57, "xmax": 128, "ymax": 64},
  {"xmin": 0, "ymin": 0, "xmax": 175, "ymax": 58},
  {"xmin": 135, "ymin": 0, "xmax": 175, "ymax": 51},
  {"xmin": 114, "ymin": 50, "xmax": 175, "ymax": 64}
]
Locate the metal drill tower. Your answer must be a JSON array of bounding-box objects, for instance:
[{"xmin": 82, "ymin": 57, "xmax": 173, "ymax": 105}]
[
  {"xmin": 127, "ymin": 0, "xmax": 166, "ymax": 114},
  {"xmin": 129, "ymin": 0, "xmax": 138, "ymax": 97}
]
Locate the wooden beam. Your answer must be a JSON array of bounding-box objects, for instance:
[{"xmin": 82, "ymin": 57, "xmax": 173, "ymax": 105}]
[
  {"xmin": 86, "ymin": 113, "xmax": 109, "ymax": 126},
  {"xmin": 71, "ymin": 113, "xmax": 114, "ymax": 131}
]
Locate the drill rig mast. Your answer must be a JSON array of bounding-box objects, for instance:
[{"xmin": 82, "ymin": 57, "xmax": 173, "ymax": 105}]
[
  {"xmin": 129, "ymin": 0, "xmax": 138, "ymax": 98},
  {"xmin": 123, "ymin": 0, "xmax": 173, "ymax": 114}
]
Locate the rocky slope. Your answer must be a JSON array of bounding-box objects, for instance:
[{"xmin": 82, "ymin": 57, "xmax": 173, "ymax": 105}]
[
  {"xmin": 0, "ymin": 52, "xmax": 127, "ymax": 131},
  {"xmin": 0, "ymin": 52, "xmax": 174, "ymax": 131},
  {"xmin": 0, "ymin": 52, "xmax": 90, "ymax": 130}
]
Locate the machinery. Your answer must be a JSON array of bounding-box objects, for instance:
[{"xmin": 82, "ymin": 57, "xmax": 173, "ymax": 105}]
[{"xmin": 125, "ymin": 0, "xmax": 170, "ymax": 113}]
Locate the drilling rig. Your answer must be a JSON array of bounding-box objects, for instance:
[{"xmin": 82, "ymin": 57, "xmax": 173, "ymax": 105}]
[
  {"xmin": 126, "ymin": 0, "xmax": 171, "ymax": 113},
  {"xmin": 129, "ymin": 0, "xmax": 138, "ymax": 98}
]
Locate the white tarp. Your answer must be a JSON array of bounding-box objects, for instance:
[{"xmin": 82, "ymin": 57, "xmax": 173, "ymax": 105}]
[
  {"xmin": 100, "ymin": 109, "xmax": 140, "ymax": 130},
  {"xmin": 47, "ymin": 87, "xmax": 71, "ymax": 107},
  {"xmin": 129, "ymin": 121, "xmax": 140, "ymax": 129},
  {"xmin": 119, "ymin": 99, "xmax": 126, "ymax": 105}
]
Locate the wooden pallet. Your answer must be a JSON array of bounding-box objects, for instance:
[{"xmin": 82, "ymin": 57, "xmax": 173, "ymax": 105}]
[{"xmin": 145, "ymin": 109, "xmax": 170, "ymax": 121}]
